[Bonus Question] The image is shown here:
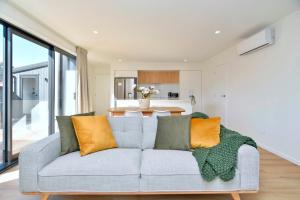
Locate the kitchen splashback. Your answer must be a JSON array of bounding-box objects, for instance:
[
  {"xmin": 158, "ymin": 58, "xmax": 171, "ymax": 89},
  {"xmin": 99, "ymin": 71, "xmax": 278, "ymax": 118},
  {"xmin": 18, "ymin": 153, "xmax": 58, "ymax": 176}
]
[{"xmin": 139, "ymin": 83, "xmax": 179, "ymax": 99}]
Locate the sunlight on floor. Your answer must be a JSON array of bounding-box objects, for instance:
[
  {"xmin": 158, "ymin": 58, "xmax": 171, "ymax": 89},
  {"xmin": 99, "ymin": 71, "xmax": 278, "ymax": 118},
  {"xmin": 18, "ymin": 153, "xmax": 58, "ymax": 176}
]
[{"xmin": 0, "ymin": 170, "xmax": 19, "ymax": 184}]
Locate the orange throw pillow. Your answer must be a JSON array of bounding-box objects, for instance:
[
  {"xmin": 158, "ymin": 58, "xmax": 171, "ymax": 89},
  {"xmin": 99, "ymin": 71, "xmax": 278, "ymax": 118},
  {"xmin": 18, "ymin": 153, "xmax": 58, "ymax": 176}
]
[
  {"xmin": 190, "ymin": 117, "xmax": 221, "ymax": 148},
  {"xmin": 71, "ymin": 115, "xmax": 117, "ymax": 156}
]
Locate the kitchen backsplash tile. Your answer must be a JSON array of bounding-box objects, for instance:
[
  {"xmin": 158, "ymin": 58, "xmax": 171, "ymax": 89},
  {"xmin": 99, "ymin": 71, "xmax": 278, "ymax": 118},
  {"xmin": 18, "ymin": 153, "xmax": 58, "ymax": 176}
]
[{"xmin": 139, "ymin": 83, "xmax": 179, "ymax": 99}]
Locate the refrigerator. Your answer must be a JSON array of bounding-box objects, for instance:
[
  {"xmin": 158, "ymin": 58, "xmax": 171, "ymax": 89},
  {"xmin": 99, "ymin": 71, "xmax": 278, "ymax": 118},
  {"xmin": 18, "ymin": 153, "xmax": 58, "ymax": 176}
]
[{"xmin": 114, "ymin": 77, "xmax": 137, "ymax": 99}]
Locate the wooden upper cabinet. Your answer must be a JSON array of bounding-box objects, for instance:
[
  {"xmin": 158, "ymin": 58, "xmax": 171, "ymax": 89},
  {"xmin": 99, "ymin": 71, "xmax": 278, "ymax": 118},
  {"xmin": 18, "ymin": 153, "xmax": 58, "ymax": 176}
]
[{"xmin": 138, "ymin": 70, "xmax": 179, "ymax": 84}]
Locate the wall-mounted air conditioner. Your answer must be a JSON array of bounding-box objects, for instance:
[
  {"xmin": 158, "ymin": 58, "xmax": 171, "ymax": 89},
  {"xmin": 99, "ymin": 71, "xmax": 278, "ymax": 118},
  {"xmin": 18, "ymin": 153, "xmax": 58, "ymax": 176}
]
[{"xmin": 237, "ymin": 28, "xmax": 275, "ymax": 55}]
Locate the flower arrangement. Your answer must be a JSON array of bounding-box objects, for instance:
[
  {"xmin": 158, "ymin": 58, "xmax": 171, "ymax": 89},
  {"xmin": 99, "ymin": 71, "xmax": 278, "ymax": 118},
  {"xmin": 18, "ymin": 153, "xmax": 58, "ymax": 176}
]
[{"xmin": 134, "ymin": 85, "xmax": 160, "ymax": 99}]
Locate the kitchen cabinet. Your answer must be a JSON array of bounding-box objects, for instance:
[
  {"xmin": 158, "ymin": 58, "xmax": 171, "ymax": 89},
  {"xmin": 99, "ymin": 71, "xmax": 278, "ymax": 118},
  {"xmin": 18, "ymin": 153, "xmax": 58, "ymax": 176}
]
[
  {"xmin": 138, "ymin": 70, "xmax": 179, "ymax": 84},
  {"xmin": 114, "ymin": 70, "xmax": 138, "ymax": 77}
]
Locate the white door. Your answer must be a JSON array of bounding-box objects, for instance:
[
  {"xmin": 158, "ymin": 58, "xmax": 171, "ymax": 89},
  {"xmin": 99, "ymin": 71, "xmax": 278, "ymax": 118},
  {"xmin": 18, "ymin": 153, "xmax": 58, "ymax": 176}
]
[
  {"xmin": 21, "ymin": 76, "xmax": 39, "ymax": 114},
  {"xmin": 95, "ymin": 74, "xmax": 111, "ymax": 115},
  {"xmin": 209, "ymin": 64, "xmax": 228, "ymax": 125},
  {"xmin": 180, "ymin": 70, "xmax": 202, "ymax": 113}
]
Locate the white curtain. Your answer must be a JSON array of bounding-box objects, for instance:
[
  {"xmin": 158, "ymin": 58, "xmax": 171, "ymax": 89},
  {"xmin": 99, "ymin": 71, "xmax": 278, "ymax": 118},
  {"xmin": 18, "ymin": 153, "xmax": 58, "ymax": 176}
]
[{"xmin": 76, "ymin": 47, "xmax": 92, "ymax": 113}]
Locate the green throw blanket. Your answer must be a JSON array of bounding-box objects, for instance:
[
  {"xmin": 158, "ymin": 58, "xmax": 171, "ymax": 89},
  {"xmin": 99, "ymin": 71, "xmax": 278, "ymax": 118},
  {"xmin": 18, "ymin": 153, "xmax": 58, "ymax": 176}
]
[{"xmin": 192, "ymin": 113, "xmax": 257, "ymax": 182}]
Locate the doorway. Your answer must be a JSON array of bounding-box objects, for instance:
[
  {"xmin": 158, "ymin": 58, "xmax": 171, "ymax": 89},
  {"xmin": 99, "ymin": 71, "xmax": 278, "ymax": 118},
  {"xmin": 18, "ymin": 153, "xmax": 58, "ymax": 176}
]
[
  {"xmin": 20, "ymin": 75, "xmax": 39, "ymax": 124},
  {"xmin": 207, "ymin": 64, "xmax": 228, "ymax": 125}
]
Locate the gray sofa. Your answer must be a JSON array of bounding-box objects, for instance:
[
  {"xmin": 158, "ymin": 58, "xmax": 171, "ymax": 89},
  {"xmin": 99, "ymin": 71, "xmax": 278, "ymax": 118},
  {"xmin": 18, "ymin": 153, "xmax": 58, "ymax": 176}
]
[{"xmin": 19, "ymin": 116, "xmax": 259, "ymax": 200}]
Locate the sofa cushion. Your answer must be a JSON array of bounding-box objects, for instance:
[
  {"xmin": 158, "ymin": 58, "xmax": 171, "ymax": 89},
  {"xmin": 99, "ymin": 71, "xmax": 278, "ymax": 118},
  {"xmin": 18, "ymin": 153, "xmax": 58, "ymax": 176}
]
[
  {"xmin": 72, "ymin": 115, "xmax": 118, "ymax": 156},
  {"xmin": 39, "ymin": 148, "xmax": 141, "ymax": 176},
  {"xmin": 140, "ymin": 149, "xmax": 240, "ymax": 191},
  {"xmin": 190, "ymin": 117, "xmax": 221, "ymax": 148},
  {"xmin": 108, "ymin": 117, "xmax": 143, "ymax": 148},
  {"xmin": 154, "ymin": 115, "xmax": 191, "ymax": 150},
  {"xmin": 142, "ymin": 116, "xmax": 158, "ymax": 149},
  {"xmin": 38, "ymin": 148, "xmax": 141, "ymax": 192},
  {"xmin": 191, "ymin": 112, "xmax": 209, "ymax": 119},
  {"xmin": 56, "ymin": 112, "xmax": 95, "ymax": 156},
  {"xmin": 141, "ymin": 149, "xmax": 199, "ymax": 175}
]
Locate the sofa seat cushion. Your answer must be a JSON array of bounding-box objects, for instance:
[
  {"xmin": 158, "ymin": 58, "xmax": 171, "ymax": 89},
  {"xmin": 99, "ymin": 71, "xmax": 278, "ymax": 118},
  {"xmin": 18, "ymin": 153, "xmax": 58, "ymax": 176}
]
[
  {"xmin": 38, "ymin": 148, "xmax": 141, "ymax": 192},
  {"xmin": 141, "ymin": 149, "xmax": 200, "ymax": 175},
  {"xmin": 140, "ymin": 149, "xmax": 240, "ymax": 191},
  {"xmin": 40, "ymin": 148, "xmax": 141, "ymax": 176}
]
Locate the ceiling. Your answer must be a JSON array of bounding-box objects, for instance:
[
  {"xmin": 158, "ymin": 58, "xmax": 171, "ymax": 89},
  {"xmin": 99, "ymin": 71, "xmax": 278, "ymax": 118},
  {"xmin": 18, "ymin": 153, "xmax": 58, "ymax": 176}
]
[{"xmin": 8, "ymin": 0, "xmax": 300, "ymax": 64}]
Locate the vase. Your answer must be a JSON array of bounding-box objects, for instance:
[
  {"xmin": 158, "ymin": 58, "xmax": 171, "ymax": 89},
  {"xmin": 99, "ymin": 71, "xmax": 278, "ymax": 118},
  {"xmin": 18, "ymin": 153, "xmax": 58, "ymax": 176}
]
[{"xmin": 138, "ymin": 98, "xmax": 150, "ymax": 109}]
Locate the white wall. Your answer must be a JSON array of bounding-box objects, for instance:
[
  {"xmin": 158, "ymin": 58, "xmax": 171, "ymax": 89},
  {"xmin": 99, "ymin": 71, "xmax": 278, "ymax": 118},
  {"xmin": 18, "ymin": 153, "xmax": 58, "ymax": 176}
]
[
  {"xmin": 0, "ymin": 1, "xmax": 75, "ymax": 54},
  {"xmin": 88, "ymin": 62, "xmax": 111, "ymax": 114},
  {"xmin": 202, "ymin": 10, "xmax": 300, "ymax": 165}
]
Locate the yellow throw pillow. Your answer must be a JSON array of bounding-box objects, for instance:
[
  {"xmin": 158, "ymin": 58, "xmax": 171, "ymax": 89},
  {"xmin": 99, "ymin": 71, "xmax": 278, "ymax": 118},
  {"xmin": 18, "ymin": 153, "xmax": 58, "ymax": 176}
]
[
  {"xmin": 71, "ymin": 115, "xmax": 117, "ymax": 156},
  {"xmin": 190, "ymin": 117, "xmax": 221, "ymax": 148}
]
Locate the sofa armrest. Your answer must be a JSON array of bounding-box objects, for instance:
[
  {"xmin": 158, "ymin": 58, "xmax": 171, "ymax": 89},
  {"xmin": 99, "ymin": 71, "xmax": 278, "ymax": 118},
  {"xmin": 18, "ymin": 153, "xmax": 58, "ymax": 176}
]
[
  {"xmin": 237, "ymin": 144, "xmax": 260, "ymax": 191},
  {"xmin": 19, "ymin": 133, "xmax": 61, "ymax": 192}
]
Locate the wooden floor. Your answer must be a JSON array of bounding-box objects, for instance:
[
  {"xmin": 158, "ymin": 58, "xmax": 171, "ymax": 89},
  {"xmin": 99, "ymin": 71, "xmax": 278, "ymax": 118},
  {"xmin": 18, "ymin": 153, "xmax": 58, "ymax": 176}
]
[{"xmin": 0, "ymin": 148, "xmax": 299, "ymax": 200}]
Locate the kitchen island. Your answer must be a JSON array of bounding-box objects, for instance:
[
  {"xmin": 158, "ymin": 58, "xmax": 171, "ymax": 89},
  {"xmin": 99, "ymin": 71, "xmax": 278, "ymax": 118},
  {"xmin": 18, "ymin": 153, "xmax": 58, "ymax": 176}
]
[
  {"xmin": 108, "ymin": 106, "xmax": 185, "ymax": 116},
  {"xmin": 114, "ymin": 99, "xmax": 192, "ymax": 115}
]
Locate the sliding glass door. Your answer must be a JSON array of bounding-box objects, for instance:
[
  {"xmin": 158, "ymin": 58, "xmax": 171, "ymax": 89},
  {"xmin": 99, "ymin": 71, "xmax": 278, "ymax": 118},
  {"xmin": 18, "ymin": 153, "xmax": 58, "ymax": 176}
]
[
  {"xmin": 54, "ymin": 51, "xmax": 76, "ymax": 132},
  {"xmin": 11, "ymin": 32, "xmax": 50, "ymax": 156},
  {"xmin": 0, "ymin": 24, "xmax": 4, "ymax": 166},
  {"xmin": 55, "ymin": 52, "xmax": 76, "ymax": 116},
  {"xmin": 0, "ymin": 19, "xmax": 76, "ymax": 172}
]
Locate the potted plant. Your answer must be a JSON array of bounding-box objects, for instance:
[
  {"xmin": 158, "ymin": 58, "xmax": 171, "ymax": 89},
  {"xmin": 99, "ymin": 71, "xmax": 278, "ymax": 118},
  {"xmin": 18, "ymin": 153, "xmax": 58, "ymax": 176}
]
[{"xmin": 134, "ymin": 85, "xmax": 159, "ymax": 108}]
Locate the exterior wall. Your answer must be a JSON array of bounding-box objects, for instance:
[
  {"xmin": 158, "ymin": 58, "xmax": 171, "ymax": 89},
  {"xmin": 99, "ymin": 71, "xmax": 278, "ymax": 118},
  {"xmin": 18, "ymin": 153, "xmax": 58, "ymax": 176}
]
[{"xmin": 14, "ymin": 66, "xmax": 48, "ymax": 101}]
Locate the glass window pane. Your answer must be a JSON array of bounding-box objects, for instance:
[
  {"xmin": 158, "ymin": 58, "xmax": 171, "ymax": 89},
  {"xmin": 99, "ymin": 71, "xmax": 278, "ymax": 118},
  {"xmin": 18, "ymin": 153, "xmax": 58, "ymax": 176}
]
[
  {"xmin": 62, "ymin": 55, "xmax": 76, "ymax": 115},
  {"xmin": 12, "ymin": 34, "xmax": 48, "ymax": 68},
  {"xmin": 54, "ymin": 52, "xmax": 76, "ymax": 132},
  {"xmin": 12, "ymin": 33, "xmax": 49, "ymax": 155},
  {"xmin": 0, "ymin": 24, "xmax": 4, "ymax": 164}
]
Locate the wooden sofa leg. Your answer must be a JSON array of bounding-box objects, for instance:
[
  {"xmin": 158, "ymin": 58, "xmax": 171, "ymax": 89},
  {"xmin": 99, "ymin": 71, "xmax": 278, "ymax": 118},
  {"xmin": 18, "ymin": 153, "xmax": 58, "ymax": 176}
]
[
  {"xmin": 231, "ymin": 192, "xmax": 241, "ymax": 200},
  {"xmin": 41, "ymin": 193, "xmax": 50, "ymax": 200}
]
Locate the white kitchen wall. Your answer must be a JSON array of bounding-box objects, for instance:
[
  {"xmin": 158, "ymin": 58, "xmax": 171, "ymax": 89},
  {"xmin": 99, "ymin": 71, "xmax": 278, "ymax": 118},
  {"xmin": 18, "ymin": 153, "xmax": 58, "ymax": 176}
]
[
  {"xmin": 110, "ymin": 63, "xmax": 202, "ymax": 107},
  {"xmin": 201, "ymin": 9, "xmax": 300, "ymax": 165}
]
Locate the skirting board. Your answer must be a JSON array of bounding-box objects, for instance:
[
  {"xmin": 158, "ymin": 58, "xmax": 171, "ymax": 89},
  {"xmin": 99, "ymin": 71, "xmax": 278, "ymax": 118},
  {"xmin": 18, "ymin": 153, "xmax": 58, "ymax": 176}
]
[{"xmin": 258, "ymin": 141, "xmax": 300, "ymax": 166}]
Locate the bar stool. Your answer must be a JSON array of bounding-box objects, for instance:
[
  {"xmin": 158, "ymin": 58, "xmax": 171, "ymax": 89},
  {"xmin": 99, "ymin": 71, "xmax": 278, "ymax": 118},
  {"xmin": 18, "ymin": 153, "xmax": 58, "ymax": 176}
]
[
  {"xmin": 152, "ymin": 110, "xmax": 171, "ymax": 117},
  {"xmin": 124, "ymin": 110, "xmax": 143, "ymax": 118}
]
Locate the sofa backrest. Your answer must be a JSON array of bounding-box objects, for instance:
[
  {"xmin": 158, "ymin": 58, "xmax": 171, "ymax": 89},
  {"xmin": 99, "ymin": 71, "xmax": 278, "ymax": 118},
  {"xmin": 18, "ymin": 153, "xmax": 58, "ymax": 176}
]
[
  {"xmin": 108, "ymin": 116, "xmax": 158, "ymax": 149},
  {"xmin": 142, "ymin": 116, "xmax": 158, "ymax": 149},
  {"xmin": 108, "ymin": 116, "xmax": 143, "ymax": 148}
]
